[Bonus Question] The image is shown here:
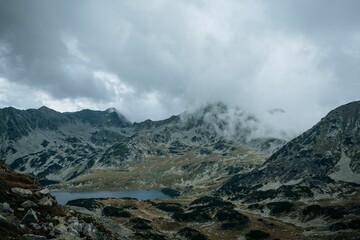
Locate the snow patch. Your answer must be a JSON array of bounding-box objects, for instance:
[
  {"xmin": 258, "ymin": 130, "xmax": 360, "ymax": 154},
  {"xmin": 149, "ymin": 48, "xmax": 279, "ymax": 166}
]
[
  {"xmin": 329, "ymin": 152, "xmax": 360, "ymax": 184},
  {"xmin": 259, "ymin": 178, "xmax": 303, "ymax": 191}
]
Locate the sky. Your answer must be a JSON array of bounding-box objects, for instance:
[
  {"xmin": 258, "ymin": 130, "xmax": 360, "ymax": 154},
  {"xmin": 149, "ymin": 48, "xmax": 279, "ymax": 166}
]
[{"xmin": 0, "ymin": 0, "xmax": 359, "ymax": 136}]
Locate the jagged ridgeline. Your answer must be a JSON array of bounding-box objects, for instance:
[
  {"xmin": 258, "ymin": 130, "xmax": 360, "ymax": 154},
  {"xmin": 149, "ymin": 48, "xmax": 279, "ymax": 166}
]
[
  {"xmin": 212, "ymin": 101, "xmax": 360, "ymax": 240},
  {"xmin": 1, "ymin": 101, "xmax": 360, "ymax": 239},
  {"xmin": 0, "ymin": 103, "xmax": 286, "ymax": 191},
  {"xmin": 218, "ymin": 101, "xmax": 360, "ymax": 200}
]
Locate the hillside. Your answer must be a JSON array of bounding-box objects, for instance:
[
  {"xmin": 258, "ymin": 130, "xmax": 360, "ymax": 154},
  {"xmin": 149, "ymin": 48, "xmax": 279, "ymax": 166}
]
[
  {"xmin": 0, "ymin": 103, "xmax": 285, "ymax": 193},
  {"xmin": 219, "ymin": 101, "xmax": 360, "ymax": 197},
  {"xmin": 1, "ymin": 101, "xmax": 359, "ymax": 239},
  {"xmin": 0, "ymin": 160, "xmax": 115, "ymax": 239},
  {"xmin": 217, "ymin": 101, "xmax": 360, "ymax": 238}
]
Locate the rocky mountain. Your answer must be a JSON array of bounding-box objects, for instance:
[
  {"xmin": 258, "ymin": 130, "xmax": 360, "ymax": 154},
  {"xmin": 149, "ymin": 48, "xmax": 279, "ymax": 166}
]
[
  {"xmin": 216, "ymin": 101, "xmax": 360, "ymax": 238},
  {"xmin": 219, "ymin": 101, "xmax": 360, "ymax": 197},
  {"xmin": 0, "ymin": 103, "xmax": 285, "ymax": 192},
  {"xmin": 2, "ymin": 101, "xmax": 359, "ymax": 239}
]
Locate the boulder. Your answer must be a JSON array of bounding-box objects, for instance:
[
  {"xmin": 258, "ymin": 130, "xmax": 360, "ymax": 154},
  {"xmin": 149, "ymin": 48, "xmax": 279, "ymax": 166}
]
[
  {"xmin": 50, "ymin": 223, "xmax": 67, "ymax": 237},
  {"xmin": 37, "ymin": 188, "xmax": 50, "ymax": 195},
  {"xmin": 29, "ymin": 223, "xmax": 41, "ymax": 230},
  {"xmin": 67, "ymin": 217, "xmax": 84, "ymax": 232},
  {"xmin": 22, "ymin": 209, "xmax": 38, "ymax": 224},
  {"xmin": 67, "ymin": 216, "xmax": 79, "ymax": 224},
  {"xmin": 0, "ymin": 202, "xmax": 14, "ymax": 213},
  {"xmin": 67, "ymin": 226, "xmax": 80, "ymax": 237},
  {"xmin": 0, "ymin": 214, "xmax": 21, "ymax": 230},
  {"xmin": 21, "ymin": 200, "xmax": 38, "ymax": 208},
  {"xmin": 38, "ymin": 197, "xmax": 53, "ymax": 206},
  {"xmin": 6, "ymin": 214, "xmax": 21, "ymax": 228},
  {"xmin": 11, "ymin": 187, "xmax": 33, "ymax": 197},
  {"xmin": 83, "ymin": 223, "xmax": 98, "ymax": 238}
]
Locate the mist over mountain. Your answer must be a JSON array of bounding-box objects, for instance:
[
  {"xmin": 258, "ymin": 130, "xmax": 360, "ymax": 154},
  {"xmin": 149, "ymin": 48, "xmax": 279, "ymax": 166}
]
[
  {"xmin": 1, "ymin": 101, "xmax": 359, "ymax": 239},
  {"xmin": 1, "ymin": 1, "xmax": 359, "ymax": 239},
  {"xmin": 1, "ymin": 1, "xmax": 359, "ymax": 138},
  {"xmin": 0, "ymin": 103, "xmax": 285, "ymax": 191},
  {"xmin": 219, "ymin": 101, "xmax": 360, "ymax": 199}
]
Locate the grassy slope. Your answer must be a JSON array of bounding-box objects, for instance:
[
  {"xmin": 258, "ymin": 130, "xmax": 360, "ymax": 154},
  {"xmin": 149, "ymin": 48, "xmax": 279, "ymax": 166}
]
[{"xmin": 57, "ymin": 146, "xmax": 267, "ymax": 194}]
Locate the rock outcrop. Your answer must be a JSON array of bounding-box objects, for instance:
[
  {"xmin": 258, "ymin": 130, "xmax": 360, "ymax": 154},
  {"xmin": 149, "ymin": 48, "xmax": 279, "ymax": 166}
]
[{"xmin": 0, "ymin": 160, "xmax": 113, "ymax": 239}]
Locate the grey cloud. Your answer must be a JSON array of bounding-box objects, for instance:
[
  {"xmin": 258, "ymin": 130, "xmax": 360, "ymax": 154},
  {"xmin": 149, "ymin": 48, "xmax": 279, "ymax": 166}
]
[
  {"xmin": 0, "ymin": 0, "xmax": 359, "ymax": 134},
  {"xmin": 0, "ymin": 1, "xmax": 110, "ymax": 100}
]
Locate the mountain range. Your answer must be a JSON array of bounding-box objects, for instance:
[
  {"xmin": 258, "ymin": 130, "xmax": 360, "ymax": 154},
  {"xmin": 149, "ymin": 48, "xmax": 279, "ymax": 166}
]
[
  {"xmin": 0, "ymin": 101, "xmax": 359, "ymax": 239},
  {"xmin": 0, "ymin": 102, "xmax": 285, "ymax": 193}
]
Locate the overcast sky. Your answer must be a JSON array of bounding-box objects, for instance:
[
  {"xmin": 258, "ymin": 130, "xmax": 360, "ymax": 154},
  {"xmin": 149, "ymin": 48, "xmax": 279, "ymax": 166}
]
[{"xmin": 0, "ymin": 0, "xmax": 359, "ymax": 135}]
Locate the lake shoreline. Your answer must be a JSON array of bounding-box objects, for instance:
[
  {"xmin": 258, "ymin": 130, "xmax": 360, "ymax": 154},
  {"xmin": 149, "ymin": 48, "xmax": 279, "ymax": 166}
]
[{"xmin": 51, "ymin": 189, "xmax": 173, "ymax": 205}]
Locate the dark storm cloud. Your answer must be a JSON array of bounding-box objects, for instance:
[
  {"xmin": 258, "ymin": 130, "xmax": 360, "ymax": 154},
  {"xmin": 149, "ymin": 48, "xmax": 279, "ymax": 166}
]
[
  {"xmin": 0, "ymin": 0, "xmax": 359, "ymax": 134},
  {"xmin": 0, "ymin": 1, "xmax": 110, "ymax": 100}
]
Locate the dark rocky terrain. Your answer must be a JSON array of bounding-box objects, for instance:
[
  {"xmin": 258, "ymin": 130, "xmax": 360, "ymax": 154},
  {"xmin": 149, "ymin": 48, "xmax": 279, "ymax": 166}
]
[{"xmin": 0, "ymin": 160, "xmax": 115, "ymax": 239}]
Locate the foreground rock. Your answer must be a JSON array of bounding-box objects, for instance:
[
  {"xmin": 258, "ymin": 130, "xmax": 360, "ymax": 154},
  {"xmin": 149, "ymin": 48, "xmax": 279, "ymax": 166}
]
[
  {"xmin": 0, "ymin": 202, "xmax": 14, "ymax": 213},
  {"xmin": 11, "ymin": 187, "xmax": 33, "ymax": 197},
  {"xmin": 0, "ymin": 161, "xmax": 114, "ymax": 239},
  {"xmin": 22, "ymin": 209, "xmax": 38, "ymax": 224}
]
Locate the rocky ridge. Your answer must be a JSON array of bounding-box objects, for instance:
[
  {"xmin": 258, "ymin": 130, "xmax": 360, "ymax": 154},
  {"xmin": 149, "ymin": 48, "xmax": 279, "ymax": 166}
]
[
  {"xmin": 1, "ymin": 101, "xmax": 360, "ymax": 239},
  {"xmin": 0, "ymin": 103, "xmax": 285, "ymax": 192},
  {"xmin": 219, "ymin": 101, "xmax": 360, "ymax": 197},
  {"xmin": 216, "ymin": 101, "xmax": 360, "ymax": 238}
]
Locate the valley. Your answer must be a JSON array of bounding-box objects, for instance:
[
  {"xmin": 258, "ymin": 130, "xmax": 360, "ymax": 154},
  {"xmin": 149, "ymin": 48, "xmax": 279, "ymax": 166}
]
[
  {"xmin": 0, "ymin": 101, "xmax": 359, "ymax": 239},
  {"xmin": 1, "ymin": 103, "xmax": 282, "ymax": 195}
]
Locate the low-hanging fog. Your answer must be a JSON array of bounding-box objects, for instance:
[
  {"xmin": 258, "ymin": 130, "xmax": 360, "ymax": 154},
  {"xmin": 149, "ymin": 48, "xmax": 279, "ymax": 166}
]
[{"xmin": 0, "ymin": 0, "xmax": 359, "ymax": 138}]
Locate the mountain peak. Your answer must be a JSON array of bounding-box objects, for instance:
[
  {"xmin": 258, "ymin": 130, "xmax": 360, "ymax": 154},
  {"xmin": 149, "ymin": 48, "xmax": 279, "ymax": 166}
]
[
  {"xmin": 325, "ymin": 100, "xmax": 360, "ymax": 120},
  {"xmin": 106, "ymin": 107, "xmax": 118, "ymax": 113},
  {"xmin": 219, "ymin": 100, "xmax": 360, "ymax": 198},
  {"xmin": 37, "ymin": 106, "xmax": 60, "ymax": 114}
]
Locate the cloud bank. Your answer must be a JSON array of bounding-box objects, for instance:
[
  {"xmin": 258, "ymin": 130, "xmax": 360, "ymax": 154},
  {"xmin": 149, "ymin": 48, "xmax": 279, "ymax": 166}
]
[{"xmin": 0, "ymin": 0, "xmax": 359, "ymax": 136}]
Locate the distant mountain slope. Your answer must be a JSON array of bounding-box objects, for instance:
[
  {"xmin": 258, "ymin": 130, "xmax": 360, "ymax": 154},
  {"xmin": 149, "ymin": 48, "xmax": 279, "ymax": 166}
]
[
  {"xmin": 0, "ymin": 103, "xmax": 285, "ymax": 191},
  {"xmin": 218, "ymin": 101, "xmax": 360, "ymax": 199}
]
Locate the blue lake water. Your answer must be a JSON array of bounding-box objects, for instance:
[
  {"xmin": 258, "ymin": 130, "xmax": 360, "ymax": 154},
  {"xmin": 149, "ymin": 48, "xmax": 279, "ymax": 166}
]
[{"xmin": 52, "ymin": 190, "xmax": 170, "ymax": 205}]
